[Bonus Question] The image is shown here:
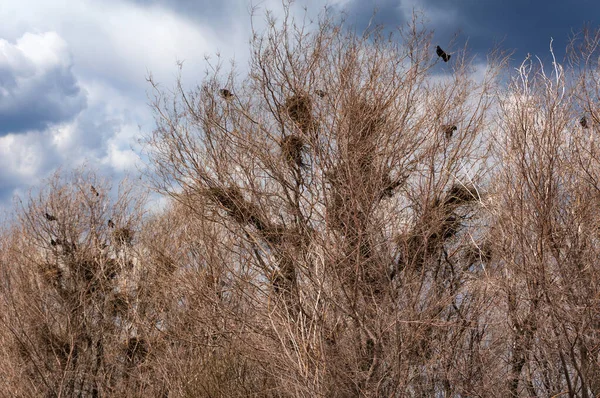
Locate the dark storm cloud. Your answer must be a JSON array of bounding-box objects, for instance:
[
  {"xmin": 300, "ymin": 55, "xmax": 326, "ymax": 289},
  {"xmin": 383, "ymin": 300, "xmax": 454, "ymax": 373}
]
[
  {"xmin": 0, "ymin": 32, "xmax": 87, "ymax": 136},
  {"xmin": 332, "ymin": 0, "xmax": 600, "ymax": 64}
]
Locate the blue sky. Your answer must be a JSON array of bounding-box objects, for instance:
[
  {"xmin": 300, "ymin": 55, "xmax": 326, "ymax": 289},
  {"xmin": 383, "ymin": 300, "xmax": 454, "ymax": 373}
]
[{"xmin": 0, "ymin": 0, "xmax": 598, "ymax": 215}]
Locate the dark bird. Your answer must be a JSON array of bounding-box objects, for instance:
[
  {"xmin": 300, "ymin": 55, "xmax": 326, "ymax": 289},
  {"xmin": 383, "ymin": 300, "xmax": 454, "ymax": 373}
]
[
  {"xmin": 580, "ymin": 116, "xmax": 588, "ymax": 128},
  {"xmin": 443, "ymin": 124, "xmax": 458, "ymax": 140},
  {"xmin": 108, "ymin": 219, "xmax": 115, "ymax": 228},
  {"xmin": 219, "ymin": 88, "xmax": 233, "ymax": 100},
  {"xmin": 44, "ymin": 212, "xmax": 57, "ymax": 221},
  {"xmin": 91, "ymin": 185, "xmax": 99, "ymax": 196},
  {"xmin": 381, "ymin": 175, "xmax": 403, "ymax": 198},
  {"xmin": 50, "ymin": 238, "xmax": 57, "ymax": 246},
  {"xmin": 436, "ymin": 46, "xmax": 451, "ymax": 62},
  {"xmin": 315, "ymin": 89, "xmax": 327, "ymax": 98}
]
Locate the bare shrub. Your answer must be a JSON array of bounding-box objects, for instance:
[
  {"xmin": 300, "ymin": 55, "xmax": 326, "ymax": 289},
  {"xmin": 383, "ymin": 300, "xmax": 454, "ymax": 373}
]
[
  {"xmin": 5, "ymin": 5, "xmax": 600, "ymax": 398},
  {"xmin": 143, "ymin": 5, "xmax": 502, "ymax": 397}
]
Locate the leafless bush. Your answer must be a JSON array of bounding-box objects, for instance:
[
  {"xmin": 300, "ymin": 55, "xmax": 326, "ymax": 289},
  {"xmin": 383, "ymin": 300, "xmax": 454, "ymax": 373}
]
[
  {"xmin": 4, "ymin": 4, "xmax": 600, "ymax": 398},
  {"xmin": 143, "ymin": 5, "xmax": 502, "ymax": 397}
]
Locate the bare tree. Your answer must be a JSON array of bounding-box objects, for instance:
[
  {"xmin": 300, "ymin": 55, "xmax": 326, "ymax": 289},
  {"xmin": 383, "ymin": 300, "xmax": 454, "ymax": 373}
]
[
  {"xmin": 5, "ymin": 5, "xmax": 600, "ymax": 398},
  {"xmin": 0, "ymin": 169, "xmax": 173, "ymax": 397},
  {"xmin": 145, "ymin": 6, "xmax": 502, "ymax": 396}
]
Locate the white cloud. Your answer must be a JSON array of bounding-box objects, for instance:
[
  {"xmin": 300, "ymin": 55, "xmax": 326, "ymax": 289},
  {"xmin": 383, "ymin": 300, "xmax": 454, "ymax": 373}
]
[
  {"xmin": 102, "ymin": 123, "xmax": 143, "ymax": 172},
  {"xmin": 0, "ymin": 0, "xmax": 328, "ymax": 211},
  {"xmin": 0, "ymin": 131, "xmax": 57, "ymax": 186},
  {"xmin": 0, "ymin": 31, "xmax": 87, "ymax": 134},
  {"xmin": 0, "ymin": 0, "xmax": 247, "ymax": 91}
]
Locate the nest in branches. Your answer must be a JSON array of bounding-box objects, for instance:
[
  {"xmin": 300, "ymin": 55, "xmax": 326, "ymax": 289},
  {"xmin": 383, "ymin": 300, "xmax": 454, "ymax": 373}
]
[
  {"xmin": 125, "ymin": 337, "xmax": 148, "ymax": 365},
  {"xmin": 280, "ymin": 134, "xmax": 305, "ymax": 169},
  {"xmin": 271, "ymin": 256, "xmax": 296, "ymax": 295},
  {"xmin": 208, "ymin": 187, "xmax": 243, "ymax": 212},
  {"xmin": 443, "ymin": 184, "xmax": 480, "ymax": 207},
  {"xmin": 111, "ymin": 293, "xmax": 129, "ymax": 316},
  {"xmin": 430, "ymin": 214, "xmax": 461, "ymax": 242},
  {"xmin": 36, "ymin": 325, "xmax": 72, "ymax": 365},
  {"xmin": 285, "ymin": 94, "xmax": 313, "ymax": 133},
  {"xmin": 208, "ymin": 186, "xmax": 253, "ymax": 223},
  {"xmin": 394, "ymin": 213, "xmax": 461, "ymax": 276},
  {"xmin": 113, "ymin": 227, "xmax": 134, "ymax": 247},
  {"xmin": 207, "ymin": 187, "xmax": 305, "ymax": 249},
  {"xmin": 207, "ymin": 186, "xmax": 266, "ymax": 230},
  {"xmin": 154, "ymin": 250, "xmax": 177, "ymax": 274},
  {"xmin": 442, "ymin": 124, "xmax": 457, "ymax": 140},
  {"xmin": 38, "ymin": 262, "xmax": 62, "ymax": 287}
]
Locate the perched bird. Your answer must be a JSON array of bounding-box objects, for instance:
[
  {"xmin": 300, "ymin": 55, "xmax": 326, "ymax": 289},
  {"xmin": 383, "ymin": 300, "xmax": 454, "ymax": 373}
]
[
  {"xmin": 44, "ymin": 212, "xmax": 57, "ymax": 221},
  {"xmin": 436, "ymin": 46, "xmax": 451, "ymax": 62},
  {"xmin": 443, "ymin": 124, "xmax": 458, "ymax": 140},
  {"xmin": 315, "ymin": 89, "xmax": 327, "ymax": 98},
  {"xmin": 91, "ymin": 185, "xmax": 99, "ymax": 197},
  {"xmin": 580, "ymin": 116, "xmax": 588, "ymax": 128},
  {"xmin": 50, "ymin": 238, "xmax": 57, "ymax": 247},
  {"xmin": 219, "ymin": 89, "xmax": 233, "ymax": 100},
  {"xmin": 381, "ymin": 175, "xmax": 403, "ymax": 198},
  {"xmin": 108, "ymin": 219, "xmax": 115, "ymax": 228}
]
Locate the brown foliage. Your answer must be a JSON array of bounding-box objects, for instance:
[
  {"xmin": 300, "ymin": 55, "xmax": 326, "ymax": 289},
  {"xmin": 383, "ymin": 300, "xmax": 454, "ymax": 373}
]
[{"xmin": 4, "ymin": 5, "xmax": 600, "ymax": 398}]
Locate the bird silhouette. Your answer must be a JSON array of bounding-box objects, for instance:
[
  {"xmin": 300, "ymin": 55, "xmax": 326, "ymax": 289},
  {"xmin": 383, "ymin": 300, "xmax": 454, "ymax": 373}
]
[
  {"xmin": 580, "ymin": 116, "xmax": 588, "ymax": 128},
  {"xmin": 436, "ymin": 46, "xmax": 451, "ymax": 62},
  {"xmin": 219, "ymin": 89, "xmax": 233, "ymax": 100},
  {"xmin": 44, "ymin": 213, "xmax": 57, "ymax": 221},
  {"xmin": 108, "ymin": 219, "xmax": 115, "ymax": 228},
  {"xmin": 91, "ymin": 185, "xmax": 99, "ymax": 197},
  {"xmin": 443, "ymin": 124, "xmax": 457, "ymax": 140}
]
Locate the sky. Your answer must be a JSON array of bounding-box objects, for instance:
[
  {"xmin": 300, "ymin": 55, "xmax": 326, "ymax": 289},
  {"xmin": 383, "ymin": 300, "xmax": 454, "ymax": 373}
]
[{"xmin": 0, "ymin": 0, "xmax": 599, "ymax": 215}]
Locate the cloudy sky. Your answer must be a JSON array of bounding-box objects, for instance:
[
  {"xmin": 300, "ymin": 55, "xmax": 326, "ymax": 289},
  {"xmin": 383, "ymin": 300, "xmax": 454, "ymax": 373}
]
[{"xmin": 0, "ymin": 0, "xmax": 598, "ymax": 215}]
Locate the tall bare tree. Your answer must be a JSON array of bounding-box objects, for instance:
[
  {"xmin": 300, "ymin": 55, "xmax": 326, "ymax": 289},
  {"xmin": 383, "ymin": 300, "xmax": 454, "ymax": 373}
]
[
  {"xmin": 145, "ymin": 6, "xmax": 502, "ymax": 396},
  {"xmin": 5, "ymin": 5, "xmax": 600, "ymax": 398}
]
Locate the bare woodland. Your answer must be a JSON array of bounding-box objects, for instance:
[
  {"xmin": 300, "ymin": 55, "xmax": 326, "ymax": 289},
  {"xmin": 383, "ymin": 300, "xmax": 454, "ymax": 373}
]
[{"xmin": 3, "ymin": 6, "xmax": 600, "ymax": 397}]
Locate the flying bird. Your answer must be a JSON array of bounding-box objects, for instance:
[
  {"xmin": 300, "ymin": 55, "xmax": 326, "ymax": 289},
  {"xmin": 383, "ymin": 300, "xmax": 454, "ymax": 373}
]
[
  {"xmin": 443, "ymin": 125, "xmax": 458, "ymax": 140},
  {"xmin": 219, "ymin": 89, "xmax": 233, "ymax": 100},
  {"xmin": 108, "ymin": 219, "xmax": 115, "ymax": 228},
  {"xmin": 44, "ymin": 213, "xmax": 57, "ymax": 221},
  {"xmin": 580, "ymin": 116, "xmax": 588, "ymax": 128},
  {"xmin": 436, "ymin": 46, "xmax": 451, "ymax": 62},
  {"xmin": 91, "ymin": 185, "xmax": 99, "ymax": 196}
]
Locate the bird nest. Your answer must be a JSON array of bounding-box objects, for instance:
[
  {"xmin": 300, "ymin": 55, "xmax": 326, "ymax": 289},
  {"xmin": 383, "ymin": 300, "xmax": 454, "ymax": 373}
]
[
  {"xmin": 112, "ymin": 228, "xmax": 134, "ymax": 246},
  {"xmin": 285, "ymin": 94, "xmax": 313, "ymax": 133},
  {"xmin": 443, "ymin": 184, "xmax": 480, "ymax": 207},
  {"xmin": 280, "ymin": 134, "xmax": 306, "ymax": 168}
]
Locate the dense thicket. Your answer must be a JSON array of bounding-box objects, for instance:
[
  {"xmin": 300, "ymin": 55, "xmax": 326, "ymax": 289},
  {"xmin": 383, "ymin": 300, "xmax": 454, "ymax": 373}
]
[{"xmin": 2, "ymin": 6, "xmax": 600, "ymax": 397}]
